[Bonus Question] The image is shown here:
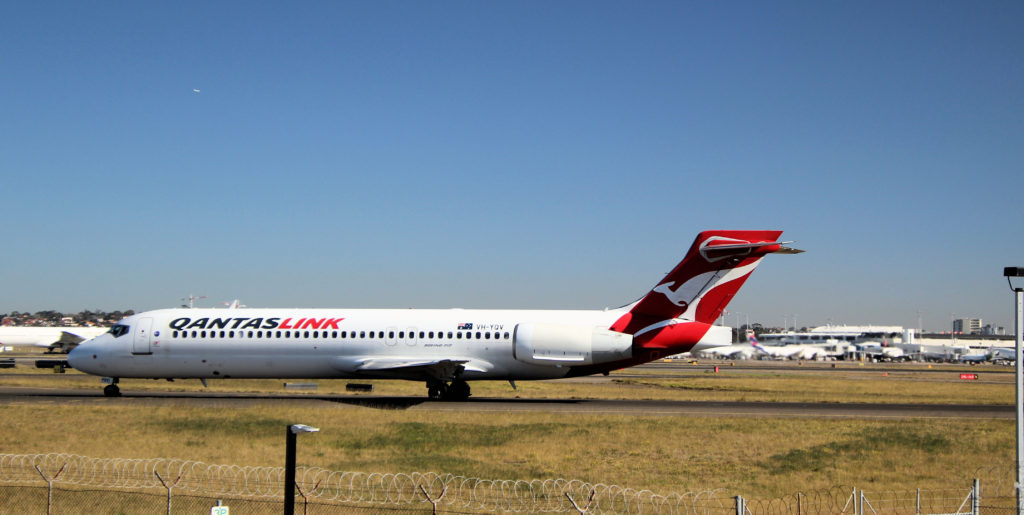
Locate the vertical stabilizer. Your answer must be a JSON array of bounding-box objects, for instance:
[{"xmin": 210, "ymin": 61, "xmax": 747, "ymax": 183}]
[{"xmin": 611, "ymin": 230, "xmax": 793, "ymax": 335}]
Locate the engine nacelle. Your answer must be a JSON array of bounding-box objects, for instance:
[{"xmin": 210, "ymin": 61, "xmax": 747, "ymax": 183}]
[{"xmin": 513, "ymin": 323, "xmax": 633, "ymax": 366}]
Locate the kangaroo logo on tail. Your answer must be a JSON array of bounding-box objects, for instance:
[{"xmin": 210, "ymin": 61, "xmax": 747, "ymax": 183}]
[{"xmin": 610, "ymin": 231, "xmax": 801, "ymax": 335}]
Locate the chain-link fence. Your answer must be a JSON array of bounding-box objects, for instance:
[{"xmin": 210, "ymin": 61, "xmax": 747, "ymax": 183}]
[{"xmin": 0, "ymin": 453, "xmax": 1016, "ymax": 514}]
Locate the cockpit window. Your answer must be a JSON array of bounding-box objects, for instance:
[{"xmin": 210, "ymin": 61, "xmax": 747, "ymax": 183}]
[{"xmin": 109, "ymin": 324, "xmax": 130, "ymax": 338}]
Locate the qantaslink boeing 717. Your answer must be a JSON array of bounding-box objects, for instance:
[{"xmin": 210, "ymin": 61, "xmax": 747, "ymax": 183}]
[{"xmin": 68, "ymin": 230, "xmax": 801, "ymax": 399}]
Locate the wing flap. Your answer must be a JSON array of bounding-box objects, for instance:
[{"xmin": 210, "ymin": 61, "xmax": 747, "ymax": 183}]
[{"xmin": 332, "ymin": 356, "xmax": 493, "ymax": 381}]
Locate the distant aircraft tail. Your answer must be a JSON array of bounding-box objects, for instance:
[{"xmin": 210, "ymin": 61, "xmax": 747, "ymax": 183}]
[
  {"xmin": 748, "ymin": 334, "xmax": 768, "ymax": 354},
  {"xmin": 610, "ymin": 230, "xmax": 800, "ymax": 335}
]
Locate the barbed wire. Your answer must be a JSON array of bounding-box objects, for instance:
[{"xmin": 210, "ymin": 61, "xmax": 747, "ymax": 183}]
[
  {"xmin": 0, "ymin": 453, "xmax": 734, "ymax": 513},
  {"xmin": 0, "ymin": 454, "xmax": 1014, "ymax": 514}
]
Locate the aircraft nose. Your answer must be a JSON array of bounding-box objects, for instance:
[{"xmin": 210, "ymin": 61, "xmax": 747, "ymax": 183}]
[
  {"xmin": 67, "ymin": 339, "xmax": 96, "ymax": 371},
  {"xmin": 67, "ymin": 344, "xmax": 85, "ymax": 369}
]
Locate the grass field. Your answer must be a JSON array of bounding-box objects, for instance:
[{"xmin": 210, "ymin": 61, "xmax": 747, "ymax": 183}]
[{"xmin": 0, "ymin": 359, "xmax": 1015, "ymax": 499}]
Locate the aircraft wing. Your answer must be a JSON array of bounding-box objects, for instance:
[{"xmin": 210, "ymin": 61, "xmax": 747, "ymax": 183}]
[
  {"xmin": 57, "ymin": 331, "xmax": 90, "ymax": 345},
  {"xmin": 332, "ymin": 357, "xmax": 493, "ymax": 382}
]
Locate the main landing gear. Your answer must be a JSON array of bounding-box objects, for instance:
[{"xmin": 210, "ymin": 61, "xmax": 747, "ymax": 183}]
[
  {"xmin": 427, "ymin": 379, "xmax": 471, "ymax": 401},
  {"xmin": 103, "ymin": 378, "xmax": 121, "ymax": 397}
]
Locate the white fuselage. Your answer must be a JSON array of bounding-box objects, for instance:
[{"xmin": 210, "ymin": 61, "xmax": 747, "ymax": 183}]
[{"xmin": 68, "ymin": 307, "xmax": 646, "ymax": 381}]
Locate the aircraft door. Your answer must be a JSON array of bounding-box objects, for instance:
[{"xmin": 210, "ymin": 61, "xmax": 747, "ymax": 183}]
[{"xmin": 132, "ymin": 317, "xmax": 153, "ymax": 355}]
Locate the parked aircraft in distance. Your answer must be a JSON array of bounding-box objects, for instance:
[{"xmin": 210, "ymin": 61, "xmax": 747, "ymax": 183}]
[
  {"xmin": 0, "ymin": 326, "xmax": 108, "ymax": 353},
  {"xmin": 959, "ymin": 347, "xmax": 1017, "ymax": 365},
  {"xmin": 990, "ymin": 347, "xmax": 1017, "ymax": 364},
  {"xmin": 959, "ymin": 350, "xmax": 991, "ymax": 364},
  {"xmin": 696, "ymin": 335, "xmax": 757, "ymax": 360},
  {"xmin": 69, "ymin": 230, "xmax": 801, "ymax": 399},
  {"xmin": 748, "ymin": 334, "xmax": 833, "ymax": 360},
  {"xmin": 852, "ymin": 342, "xmax": 907, "ymax": 362}
]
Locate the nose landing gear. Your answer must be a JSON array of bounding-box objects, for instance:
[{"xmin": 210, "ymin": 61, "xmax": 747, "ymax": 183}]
[{"xmin": 102, "ymin": 378, "xmax": 121, "ymax": 397}]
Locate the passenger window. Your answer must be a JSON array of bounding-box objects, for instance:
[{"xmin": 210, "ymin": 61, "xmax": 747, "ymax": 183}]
[
  {"xmin": 475, "ymin": 332, "xmax": 481, "ymax": 339},
  {"xmin": 313, "ymin": 331, "xmax": 319, "ymax": 338},
  {"xmin": 419, "ymin": 331, "xmax": 425, "ymax": 339},
  {"xmin": 332, "ymin": 331, "xmax": 337, "ymax": 338},
  {"xmin": 429, "ymin": 331, "xmax": 434, "ymax": 338},
  {"xmin": 456, "ymin": 332, "xmax": 462, "ymax": 339},
  {"xmin": 399, "ymin": 331, "xmax": 404, "ymax": 339},
  {"xmin": 504, "ymin": 332, "xmax": 510, "ymax": 339},
  {"xmin": 360, "ymin": 331, "xmax": 366, "ymax": 338},
  {"xmin": 201, "ymin": 331, "xmax": 207, "ymax": 338},
  {"xmin": 448, "ymin": 332, "xmax": 453, "ymax": 339},
  {"xmin": 389, "ymin": 331, "xmax": 395, "ymax": 339},
  {"xmin": 304, "ymin": 331, "xmax": 310, "ymax": 338},
  {"xmin": 247, "ymin": 331, "xmax": 253, "ymax": 338},
  {"xmin": 485, "ymin": 332, "xmax": 490, "ymax": 340}
]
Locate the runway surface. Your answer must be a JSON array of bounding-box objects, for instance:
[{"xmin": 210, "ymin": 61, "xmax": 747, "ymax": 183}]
[{"xmin": 0, "ymin": 386, "xmax": 1011, "ymax": 420}]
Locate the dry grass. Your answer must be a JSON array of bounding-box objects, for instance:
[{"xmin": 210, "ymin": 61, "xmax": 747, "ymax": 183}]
[
  {"xmin": 0, "ymin": 360, "xmax": 1014, "ymax": 499},
  {"xmin": 0, "ymin": 403, "xmax": 1011, "ymax": 499}
]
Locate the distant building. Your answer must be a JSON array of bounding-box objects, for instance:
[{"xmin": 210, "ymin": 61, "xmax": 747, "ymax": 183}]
[
  {"xmin": 982, "ymin": 324, "xmax": 1005, "ymax": 336},
  {"xmin": 953, "ymin": 318, "xmax": 983, "ymax": 335}
]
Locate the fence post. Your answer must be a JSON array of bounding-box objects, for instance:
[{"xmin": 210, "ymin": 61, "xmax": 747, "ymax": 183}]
[
  {"xmin": 34, "ymin": 463, "xmax": 65, "ymax": 515},
  {"xmin": 735, "ymin": 495, "xmax": 745, "ymax": 515},
  {"xmin": 154, "ymin": 471, "xmax": 182, "ymax": 515},
  {"xmin": 972, "ymin": 478, "xmax": 980, "ymax": 515},
  {"xmin": 295, "ymin": 480, "xmax": 322, "ymax": 515},
  {"xmin": 422, "ymin": 484, "xmax": 450, "ymax": 515}
]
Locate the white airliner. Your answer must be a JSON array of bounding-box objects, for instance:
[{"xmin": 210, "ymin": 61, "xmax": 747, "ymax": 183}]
[
  {"xmin": 0, "ymin": 326, "xmax": 108, "ymax": 353},
  {"xmin": 749, "ymin": 335, "xmax": 833, "ymax": 360},
  {"xmin": 696, "ymin": 340, "xmax": 757, "ymax": 360},
  {"xmin": 68, "ymin": 230, "xmax": 800, "ymax": 399}
]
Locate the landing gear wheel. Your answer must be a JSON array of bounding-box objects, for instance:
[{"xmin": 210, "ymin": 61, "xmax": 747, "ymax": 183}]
[
  {"xmin": 447, "ymin": 380, "xmax": 471, "ymax": 401},
  {"xmin": 103, "ymin": 384, "xmax": 121, "ymax": 397},
  {"xmin": 427, "ymin": 380, "xmax": 448, "ymax": 400}
]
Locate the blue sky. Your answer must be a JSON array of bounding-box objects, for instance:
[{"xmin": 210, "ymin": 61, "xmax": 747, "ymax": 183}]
[{"xmin": 2, "ymin": 2, "xmax": 1022, "ymax": 331}]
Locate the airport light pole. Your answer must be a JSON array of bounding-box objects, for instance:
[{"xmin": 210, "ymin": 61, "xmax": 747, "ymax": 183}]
[
  {"xmin": 285, "ymin": 424, "xmax": 319, "ymax": 515},
  {"xmin": 1005, "ymin": 267, "xmax": 1024, "ymax": 515}
]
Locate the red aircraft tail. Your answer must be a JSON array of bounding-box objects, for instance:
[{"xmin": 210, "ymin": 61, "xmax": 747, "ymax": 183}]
[{"xmin": 610, "ymin": 230, "xmax": 798, "ymax": 335}]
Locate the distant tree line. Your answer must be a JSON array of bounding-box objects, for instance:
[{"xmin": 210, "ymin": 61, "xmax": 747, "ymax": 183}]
[{"xmin": 0, "ymin": 310, "xmax": 135, "ymax": 327}]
